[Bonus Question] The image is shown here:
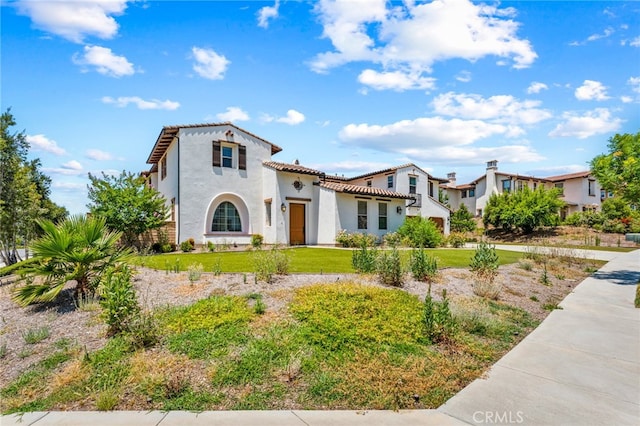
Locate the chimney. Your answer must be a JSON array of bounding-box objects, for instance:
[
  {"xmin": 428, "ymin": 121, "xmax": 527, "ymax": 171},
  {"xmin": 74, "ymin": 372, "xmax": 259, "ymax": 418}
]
[
  {"xmin": 487, "ymin": 160, "xmax": 498, "ymax": 170},
  {"xmin": 446, "ymin": 172, "xmax": 456, "ymax": 187}
]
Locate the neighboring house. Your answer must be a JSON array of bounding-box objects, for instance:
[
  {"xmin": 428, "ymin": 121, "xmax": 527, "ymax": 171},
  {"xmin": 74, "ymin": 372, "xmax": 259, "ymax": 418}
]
[
  {"xmin": 544, "ymin": 171, "xmax": 603, "ymax": 219},
  {"xmin": 144, "ymin": 122, "xmax": 450, "ymax": 246},
  {"xmin": 442, "ymin": 160, "xmax": 605, "ymax": 218}
]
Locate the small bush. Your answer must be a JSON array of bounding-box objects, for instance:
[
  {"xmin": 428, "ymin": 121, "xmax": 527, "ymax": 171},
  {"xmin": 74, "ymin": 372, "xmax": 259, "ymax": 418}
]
[
  {"xmin": 100, "ymin": 265, "xmax": 140, "ymax": 336},
  {"xmin": 424, "ymin": 286, "xmax": 456, "ymax": 343},
  {"xmin": 470, "ymin": 242, "xmax": 499, "ymax": 283},
  {"xmin": 397, "ymin": 217, "xmax": 443, "ymax": 248},
  {"xmin": 450, "ymin": 204, "xmax": 476, "ymax": 233},
  {"xmin": 252, "ymin": 247, "xmax": 290, "ymax": 283},
  {"xmin": 180, "ymin": 240, "xmax": 194, "ymax": 252},
  {"xmin": 251, "ymin": 234, "xmax": 264, "ymax": 249},
  {"xmin": 472, "ymin": 277, "xmax": 502, "ymax": 300},
  {"xmin": 126, "ymin": 311, "xmax": 160, "ymax": 349},
  {"xmin": 377, "ymin": 248, "xmax": 404, "ymax": 287},
  {"xmin": 410, "ymin": 248, "xmax": 438, "ymax": 282},
  {"xmin": 635, "ymin": 284, "xmax": 640, "ymax": 308},
  {"xmin": 207, "ymin": 241, "xmax": 217, "ymax": 252},
  {"xmin": 336, "ymin": 230, "xmax": 378, "ymax": 248},
  {"xmin": 0, "ymin": 342, "xmax": 7, "ymax": 359},
  {"xmin": 447, "ymin": 232, "xmax": 466, "ymax": 248},
  {"xmin": 518, "ymin": 261, "xmax": 533, "ymax": 271},
  {"xmin": 22, "ymin": 326, "xmax": 51, "ymax": 344},
  {"xmin": 382, "ymin": 232, "xmax": 403, "ymax": 248},
  {"xmin": 187, "ymin": 263, "xmax": 204, "ymax": 283},
  {"xmin": 352, "ymin": 244, "xmax": 377, "ymax": 273}
]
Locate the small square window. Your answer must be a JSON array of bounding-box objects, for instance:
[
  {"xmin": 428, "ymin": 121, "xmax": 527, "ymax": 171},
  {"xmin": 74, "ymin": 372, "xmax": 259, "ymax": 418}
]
[
  {"xmin": 461, "ymin": 190, "xmax": 467, "ymax": 198},
  {"xmin": 222, "ymin": 146, "xmax": 233, "ymax": 168},
  {"xmin": 366, "ymin": 180, "xmax": 372, "ymax": 187},
  {"xmin": 469, "ymin": 188, "xmax": 475, "ymax": 197}
]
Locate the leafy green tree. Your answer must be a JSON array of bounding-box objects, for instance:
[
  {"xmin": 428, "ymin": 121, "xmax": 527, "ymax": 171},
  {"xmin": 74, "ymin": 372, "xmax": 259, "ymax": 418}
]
[
  {"xmin": 590, "ymin": 132, "xmax": 640, "ymax": 208},
  {"xmin": 397, "ymin": 216, "xmax": 443, "ymax": 247},
  {"xmin": 87, "ymin": 171, "xmax": 169, "ymax": 248},
  {"xmin": 12, "ymin": 215, "xmax": 131, "ymax": 306},
  {"xmin": 450, "ymin": 204, "xmax": 476, "ymax": 232},
  {"xmin": 483, "ymin": 186, "xmax": 564, "ymax": 234},
  {"xmin": 0, "ymin": 109, "xmax": 67, "ymax": 266}
]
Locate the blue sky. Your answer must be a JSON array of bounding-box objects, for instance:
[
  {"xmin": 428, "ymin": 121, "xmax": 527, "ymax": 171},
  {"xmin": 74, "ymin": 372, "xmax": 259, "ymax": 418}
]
[{"xmin": 2, "ymin": 0, "xmax": 639, "ymax": 214}]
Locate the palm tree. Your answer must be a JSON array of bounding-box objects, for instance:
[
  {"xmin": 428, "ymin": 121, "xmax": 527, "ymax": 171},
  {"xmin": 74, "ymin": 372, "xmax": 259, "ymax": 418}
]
[{"xmin": 12, "ymin": 215, "xmax": 131, "ymax": 306}]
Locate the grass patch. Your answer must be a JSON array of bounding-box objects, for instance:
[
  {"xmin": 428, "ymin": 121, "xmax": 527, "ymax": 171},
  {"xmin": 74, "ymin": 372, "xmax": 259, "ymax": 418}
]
[
  {"xmin": 22, "ymin": 326, "xmax": 50, "ymax": 344},
  {"xmin": 134, "ymin": 248, "xmax": 522, "ymax": 273}
]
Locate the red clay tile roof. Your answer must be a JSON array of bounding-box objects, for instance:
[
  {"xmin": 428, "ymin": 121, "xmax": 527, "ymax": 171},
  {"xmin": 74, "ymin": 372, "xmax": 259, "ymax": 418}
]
[
  {"xmin": 146, "ymin": 122, "xmax": 282, "ymax": 164},
  {"xmin": 263, "ymin": 161, "xmax": 325, "ymax": 176},
  {"xmin": 319, "ymin": 181, "xmax": 415, "ymax": 199},
  {"xmin": 545, "ymin": 171, "xmax": 592, "ymax": 181}
]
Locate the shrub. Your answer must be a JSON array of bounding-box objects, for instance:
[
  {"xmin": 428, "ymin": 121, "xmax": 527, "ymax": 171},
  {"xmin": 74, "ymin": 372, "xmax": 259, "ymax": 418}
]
[
  {"xmin": 336, "ymin": 230, "xmax": 378, "ymax": 247},
  {"xmin": 207, "ymin": 241, "xmax": 217, "ymax": 252},
  {"xmin": 352, "ymin": 244, "xmax": 377, "ymax": 273},
  {"xmin": 126, "ymin": 311, "xmax": 160, "ymax": 349},
  {"xmin": 423, "ymin": 286, "xmax": 456, "ymax": 343},
  {"xmin": 187, "ymin": 263, "xmax": 204, "ymax": 283},
  {"xmin": 472, "ymin": 277, "xmax": 502, "ymax": 300},
  {"xmin": 22, "ymin": 326, "xmax": 51, "ymax": 344},
  {"xmin": 397, "ymin": 217, "xmax": 443, "ymax": 248},
  {"xmin": 100, "ymin": 265, "xmax": 140, "ymax": 335},
  {"xmin": 447, "ymin": 232, "xmax": 466, "ymax": 248},
  {"xmin": 251, "ymin": 234, "xmax": 264, "ymax": 249},
  {"xmin": 180, "ymin": 240, "xmax": 194, "ymax": 252},
  {"xmin": 635, "ymin": 283, "xmax": 640, "ymax": 309},
  {"xmin": 470, "ymin": 242, "xmax": 499, "ymax": 283},
  {"xmin": 382, "ymin": 232, "xmax": 403, "ymax": 248},
  {"xmin": 252, "ymin": 247, "xmax": 290, "ymax": 283},
  {"xmin": 410, "ymin": 248, "xmax": 438, "ymax": 283},
  {"xmin": 450, "ymin": 204, "xmax": 476, "ymax": 232},
  {"xmin": 376, "ymin": 248, "xmax": 404, "ymax": 287}
]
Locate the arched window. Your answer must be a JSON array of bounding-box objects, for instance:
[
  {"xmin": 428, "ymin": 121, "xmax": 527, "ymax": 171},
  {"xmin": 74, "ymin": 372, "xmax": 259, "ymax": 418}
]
[{"xmin": 212, "ymin": 201, "xmax": 242, "ymax": 232}]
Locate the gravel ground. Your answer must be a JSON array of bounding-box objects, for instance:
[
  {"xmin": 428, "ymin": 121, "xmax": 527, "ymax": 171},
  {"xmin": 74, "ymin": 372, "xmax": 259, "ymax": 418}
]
[{"xmin": 0, "ymin": 260, "xmax": 590, "ymax": 386}]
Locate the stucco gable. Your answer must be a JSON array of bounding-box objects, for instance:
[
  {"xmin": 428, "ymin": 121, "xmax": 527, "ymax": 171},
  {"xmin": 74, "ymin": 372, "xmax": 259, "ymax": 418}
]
[{"xmin": 147, "ymin": 122, "xmax": 282, "ymax": 164}]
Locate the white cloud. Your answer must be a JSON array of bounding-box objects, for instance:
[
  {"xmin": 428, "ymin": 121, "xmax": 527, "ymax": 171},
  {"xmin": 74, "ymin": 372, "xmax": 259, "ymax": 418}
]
[
  {"xmin": 73, "ymin": 45, "xmax": 135, "ymax": 77},
  {"xmin": 257, "ymin": 1, "xmax": 279, "ymax": 28},
  {"xmin": 312, "ymin": 160, "xmax": 394, "ymax": 175},
  {"xmin": 575, "ymin": 80, "xmax": 610, "ymax": 101},
  {"xmin": 101, "ymin": 96, "xmax": 180, "ymax": 110},
  {"xmin": 432, "ymin": 92, "xmax": 552, "ymax": 125},
  {"xmin": 85, "ymin": 149, "xmax": 114, "ymax": 161},
  {"xmin": 277, "ymin": 109, "xmax": 305, "ymax": 125},
  {"xmin": 191, "ymin": 47, "xmax": 230, "ymax": 80},
  {"xmin": 628, "ymin": 76, "xmax": 640, "ymax": 94},
  {"xmin": 630, "ymin": 36, "xmax": 640, "ymax": 47},
  {"xmin": 526, "ymin": 164, "xmax": 588, "ymax": 176},
  {"xmin": 44, "ymin": 160, "xmax": 84, "ymax": 176},
  {"xmin": 621, "ymin": 96, "xmax": 633, "ymax": 103},
  {"xmin": 357, "ymin": 69, "xmax": 436, "ymax": 91},
  {"xmin": 26, "ymin": 134, "xmax": 66, "ymax": 156},
  {"xmin": 216, "ymin": 107, "xmax": 250, "ymax": 122},
  {"xmin": 549, "ymin": 108, "xmax": 622, "ymax": 139},
  {"xmin": 263, "ymin": 109, "xmax": 306, "ymax": 125},
  {"xmin": 455, "ymin": 71, "xmax": 472, "ymax": 83},
  {"xmin": 526, "ymin": 81, "xmax": 548, "ymax": 94},
  {"xmin": 587, "ymin": 27, "xmax": 614, "ymax": 42},
  {"xmin": 14, "ymin": 0, "xmax": 129, "ymax": 43},
  {"xmin": 310, "ymin": 0, "xmax": 536, "ymax": 79},
  {"xmin": 339, "ymin": 116, "xmax": 515, "ymax": 153},
  {"xmin": 52, "ymin": 181, "xmax": 86, "ymax": 191}
]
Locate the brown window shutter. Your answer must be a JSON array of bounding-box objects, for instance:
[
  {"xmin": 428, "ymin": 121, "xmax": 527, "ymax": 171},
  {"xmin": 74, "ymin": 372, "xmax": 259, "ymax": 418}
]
[
  {"xmin": 212, "ymin": 141, "xmax": 221, "ymax": 167},
  {"xmin": 239, "ymin": 145, "xmax": 247, "ymax": 170}
]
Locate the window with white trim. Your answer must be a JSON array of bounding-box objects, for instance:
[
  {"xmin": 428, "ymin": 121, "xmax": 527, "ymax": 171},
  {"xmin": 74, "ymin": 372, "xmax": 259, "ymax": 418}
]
[
  {"xmin": 357, "ymin": 201, "xmax": 367, "ymax": 230},
  {"xmin": 265, "ymin": 201, "xmax": 272, "ymax": 226},
  {"xmin": 387, "ymin": 175, "xmax": 393, "ymax": 188},
  {"xmin": 502, "ymin": 179, "xmax": 511, "ymax": 193},
  {"xmin": 378, "ymin": 203, "xmax": 387, "ymax": 230},
  {"xmin": 409, "ymin": 176, "xmax": 417, "ymax": 194}
]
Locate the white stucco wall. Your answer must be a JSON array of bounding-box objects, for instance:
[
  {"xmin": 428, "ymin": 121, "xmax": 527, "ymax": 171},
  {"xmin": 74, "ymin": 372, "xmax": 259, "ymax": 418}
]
[
  {"xmin": 276, "ymin": 172, "xmax": 321, "ymax": 245},
  {"xmin": 156, "ymin": 140, "xmax": 180, "ymax": 242},
  {"xmin": 172, "ymin": 125, "xmax": 273, "ymax": 246},
  {"xmin": 317, "ymin": 186, "xmax": 339, "ymax": 245}
]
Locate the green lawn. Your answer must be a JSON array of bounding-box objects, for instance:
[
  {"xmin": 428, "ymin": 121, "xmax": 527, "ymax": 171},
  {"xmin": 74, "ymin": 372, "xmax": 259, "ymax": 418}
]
[{"xmin": 133, "ymin": 247, "xmax": 524, "ymax": 273}]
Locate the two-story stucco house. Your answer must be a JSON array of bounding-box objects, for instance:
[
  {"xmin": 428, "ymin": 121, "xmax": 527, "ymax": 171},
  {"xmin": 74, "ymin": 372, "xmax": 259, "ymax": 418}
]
[
  {"xmin": 442, "ymin": 160, "xmax": 605, "ymax": 219},
  {"xmin": 144, "ymin": 122, "xmax": 450, "ymax": 246}
]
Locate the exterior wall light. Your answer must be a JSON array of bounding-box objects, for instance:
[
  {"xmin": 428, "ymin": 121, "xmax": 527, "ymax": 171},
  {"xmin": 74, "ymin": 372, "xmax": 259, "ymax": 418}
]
[
  {"xmin": 281, "ymin": 203, "xmax": 286, "ymax": 212},
  {"xmin": 396, "ymin": 206, "xmax": 403, "ymax": 214}
]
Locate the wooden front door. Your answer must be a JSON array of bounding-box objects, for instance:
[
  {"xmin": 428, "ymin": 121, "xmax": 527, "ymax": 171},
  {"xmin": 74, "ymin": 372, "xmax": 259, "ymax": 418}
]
[{"xmin": 289, "ymin": 203, "xmax": 305, "ymax": 245}]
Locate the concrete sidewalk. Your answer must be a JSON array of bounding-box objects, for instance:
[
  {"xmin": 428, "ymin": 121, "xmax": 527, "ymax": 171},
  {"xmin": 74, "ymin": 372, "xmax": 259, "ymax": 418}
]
[
  {"xmin": 440, "ymin": 249, "xmax": 640, "ymax": 425},
  {"xmin": 2, "ymin": 250, "xmax": 639, "ymax": 426}
]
